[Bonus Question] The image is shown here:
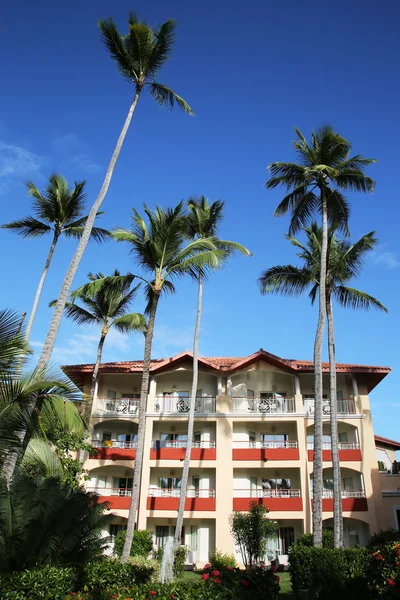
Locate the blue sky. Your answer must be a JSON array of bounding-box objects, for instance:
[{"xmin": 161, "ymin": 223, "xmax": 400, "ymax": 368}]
[{"xmin": 1, "ymin": 0, "xmax": 399, "ymax": 439}]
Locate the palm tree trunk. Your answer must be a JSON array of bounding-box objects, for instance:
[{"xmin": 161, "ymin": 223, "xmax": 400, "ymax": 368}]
[
  {"xmin": 36, "ymin": 90, "xmax": 141, "ymax": 372},
  {"xmin": 327, "ymin": 293, "xmax": 343, "ymax": 547},
  {"xmin": 173, "ymin": 275, "xmax": 203, "ymax": 555},
  {"xmin": 4, "ymin": 92, "xmax": 142, "ymax": 483},
  {"xmin": 25, "ymin": 232, "xmax": 59, "ymax": 342},
  {"xmin": 312, "ymin": 192, "xmax": 328, "ymax": 547},
  {"xmin": 121, "ymin": 291, "xmax": 160, "ymax": 562},
  {"xmin": 86, "ymin": 330, "xmax": 107, "ymax": 422}
]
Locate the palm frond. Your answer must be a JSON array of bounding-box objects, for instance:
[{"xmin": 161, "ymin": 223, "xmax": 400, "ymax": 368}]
[
  {"xmin": 335, "ymin": 171, "xmax": 375, "ymax": 193},
  {"xmin": 63, "ymin": 223, "xmax": 111, "ymax": 243},
  {"xmin": 149, "ymin": 82, "xmax": 194, "ymax": 115},
  {"xmin": 146, "ymin": 19, "xmax": 176, "ymax": 76},
  {"xmin": 111, "ymin": 312, "xmax": 147, "ymax": 333},
  {"xmin": 54, "ymin": 302, "xmax": 100, "ymax": 327},
  {"xmin": 334, "ymin": 286, "xmax": 387, "ymax": 312},
  {"xmin": 22, "ymin": 438, "xmax": 63, "ymax": 478},
  {"xmin": 0, "ymin": 309, "xmax": 29, "ymax": 375},
  {"xmin": 0, "ymin": 217, "xmax": 51, "ymax": 238},
  {"xmin": 98, "ymin": 18, "xmax": 138, "ymax": 80},
  {"xmin": 258, "ymin": 265, "xmax": 312, "ymax": 296}
]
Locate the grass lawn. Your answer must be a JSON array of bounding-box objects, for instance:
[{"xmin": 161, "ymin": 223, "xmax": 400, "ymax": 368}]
[
  {"xmin": 181, "ymin": 570, "xmax": 202, "ymax": 581},
  {"xmin": 278, "ymin": 571, "xmax": 293, "ymax": 597}
]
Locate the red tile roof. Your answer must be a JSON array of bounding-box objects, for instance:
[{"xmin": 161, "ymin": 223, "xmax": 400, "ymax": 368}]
[{"xmin": 374, "ymin": 435, "xmax": 400, "ymax": 450}]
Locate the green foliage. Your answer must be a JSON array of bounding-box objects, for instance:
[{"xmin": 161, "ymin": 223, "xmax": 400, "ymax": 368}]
[
  {"xmin": 52, "ymin": 428, "xmax": 95, "ymax": 488},
  {"xmin": 289, "ymin": 546, "xmax": 370, "ymax": 600},
  {"xmin": 209, "ymin": 550, "xmax": 236, "ymax": 570},
  {"xmin": 201, "ymin": 563, "xmax": 280, "ymax": 600},
  {"xmin": 0, "ymin": 566, "xmax": 79, "ymax": 600},
  {"xmin": 0, "ymin": 473, "xmax": 111, "ymax": 572},
  {"xmin": 154, "ymin": 546, "xmax": 187, "ymax": 578},
  {"xmin": 369, "ymin": 530, "xmax": 400, "ymax": 548},
  {"xmin": 392, "ymin": 461, "xmax": 400, "ymax": 474},
  {"xmin": 230, "ymin": 502, "xmax": 277, "ymax": 568},
  {"xmin": 367, "ymin": 542, "xmax": 400, "ymax": 597},
  {"xmin": 378, "ymin": 460, "xmax": 387, "ymax": 472},
  {"xmin": 114, "ymin": 529, "xmax": 154, "ymax": 558},
  {"xmin": 295, "ymin": 529, "xmax": 334, "ymax": 548},
  {"xmin": 83, "ymin": 558, "xmax": 158, "ymax": 593}
]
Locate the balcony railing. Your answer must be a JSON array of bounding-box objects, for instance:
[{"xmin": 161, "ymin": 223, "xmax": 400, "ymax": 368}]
[
  {"xmin": 151, "ymin": 440, "xmax": 216, "ymax": 449},
  {"xmin": 307, "ymin": 442, "xmax": 360, "ymax": 450},
  {"xmin": 91, "ymin": 440, "xmax": 137, "ymax": 449},
  {"xmin": 95, "ymin": 398, "xmax": 140, "ymax": 416},
  {"xmin": 305, "ymin": 399, "xmax": 356, "ymax": 416},
  {"xmin": 86, "ymin": 487, "xmax": 132, "ymax": 497},
  {"xmin": 154, "ymin": 396, "xmax": 216, "ymax": 414},
  {"xmin": 232, "ymin": 397, "xmax": 295, "ymax": 414},
  {"xmin": 232, "ymin": 440, "xmax": 298, "ymax": 449},
  {"xmin": 233, "ymin": 488, "xmax": 301, "ymax": 498},
  {"xmin": 148, "ymin": 487, "xmax": 216, "ymax": 498},
  {"xmin": 321, "ymin": 489, "xmax": 366, "ymax": 499}
]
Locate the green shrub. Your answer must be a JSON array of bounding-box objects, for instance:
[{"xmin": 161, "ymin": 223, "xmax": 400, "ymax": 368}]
[
  {"xmin": 367, "ymin": 541, "xmax": 400, "ymax": 597},
  {"xmin": 209, "ymin": 549, "xmax": 236, "ymax": 570},
  {"xmin": 294, "ymin": 529, "xmax": 334, "ymax": 548},
  {"xmin": 83, "ymin": 558, "xmax": 157, "ymax": 592},
  {"xmin": 369, "ymin": 529, "xmax": 400, "ymax": 548},
  {"xmin": 154, "ymin": 545, "xmax": 187, "ymax": 578},
  {"xmin": 114, "ymin": 529, "xmax": 154, "ymax": 558},
  {"xmin": 201, "ymin": 563, "xmax": 280, "ymax": 599},
  {"xmin": 289, "ymin": 546, "xmax": 370, "ymax": 600},
  {"xmin": 0, "ymin": 566, "xmax": 79, "ymax": 600}
]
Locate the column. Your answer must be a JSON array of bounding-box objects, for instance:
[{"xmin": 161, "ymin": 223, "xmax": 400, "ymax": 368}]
[
  {"xmin": 217, "ymin": 376, "xmax": 222, "ymax": 396},
  {"xmin": 137, "ymin": 416, "xmax": 154, "ymax": 529},
  {"xmin": 215, "ymin": 417, "xmax": 234, "ymax": 554},
  {"xmin": 227, "ymin": 377, "xmax": 232, "ymax": 396}
]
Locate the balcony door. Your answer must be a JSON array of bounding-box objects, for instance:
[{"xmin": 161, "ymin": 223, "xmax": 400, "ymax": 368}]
[
  {"xmin": 261, "ymin": 433, "xmax": 288, "ymax": 448},
  {"xmin": 159, "ymin": 477, "xmax": 182, "ymax": 496},
  {"xmin": 163, "ymin": 391, "xmax": 190, "ymax": 413},
  {"xmin": 160, "ymin": 432, "xmax": 188, "ymax": 448},
  {"xmin": 113, "ymin": 477, "xmax": 133, "ymax": 495}
]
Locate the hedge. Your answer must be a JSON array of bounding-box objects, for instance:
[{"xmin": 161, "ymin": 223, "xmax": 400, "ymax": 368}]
[{"xmin": 289, "ymin": 546, "xmax": 370, "ymax": 600}]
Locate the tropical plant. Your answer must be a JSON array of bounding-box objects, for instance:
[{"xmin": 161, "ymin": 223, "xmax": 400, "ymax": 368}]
[
  {"xmin": 0, "ymin": 309, "xmax": 29, "ymax": 375},
  {"xmin": 259, "ymin": 223, "xmax": 386, "ymax": 546},
  {"xmin": 230, "ymin": 503, "xmax": 277, "ymax": 568},
  {"xmin": 112, "ymin": 201, "xmax": 225, "ymax": 560},
  {"xmin": 265, "ymin": 125, "xmax": 376, "ymax": 546},
  {"xmin": 35, "ymin": 13, "xmax": 193, "ymax": 374},
  {"xmin": 173, "ymin": 197, "xmax": 251, "ymax": 555},
  {"xmin": 0, "ymin": 471, "xmax": 111, "ymax": 572},
  {"xmin": 51, "ymin": 270, "xmax": 146, "ymax": 419},
  {"xmin": 1, "ymin": 175, "xmax": 110, "ymax": 342},
  {"xmin": 114, "ymin": 529, "xmax": 154, "ymax": 558}
]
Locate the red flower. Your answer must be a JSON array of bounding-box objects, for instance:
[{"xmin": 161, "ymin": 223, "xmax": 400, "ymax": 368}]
[
  {"xmin": 388, "ymin": 580, "xmax": 396, "ymax": 587},
  {"xmin": 202, "ymin": 573, "xmax": 209, "ymax": 581},
  {"xmin": 227, "ymin": 566, "xmax": 233, "ymax": 571},
  {"xmin": 213, "ymin": 578, "xmax": 222, "ymax": 585},
  {"xmin": 396, "ymin": 562, "xmax": 400, "ymax": 567},
  {"xmin": 275, "ymin": 575, "xmax": 280, "ymax": 583},
  {"xmin": 271, "ymin": 566, "xmax": 277, "ymax": 573},
  {"xmin": 149, "ymin": 592, "xmax": 157, "ymax": 597},
  {"xmin": 170, "ymin": 595, "xmax": 176, "ymax": 599},
  {"xmin": 204, "ymin": 563, "xmax": 211, "ymax": 569},
  {"xmin": 212, "ymin": 569, "xmax": 221, "ymax": 577},
  {"xmin": 241, "ymin": 580, "xmax": 249, "ymax": 587},
  {"xmin": 375, "ymin": 553, "xmax": 383, "ymax": 561}
]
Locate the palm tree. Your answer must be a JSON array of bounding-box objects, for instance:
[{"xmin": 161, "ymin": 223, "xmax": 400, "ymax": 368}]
[
  {"xmin": 259, "ymin": 223, "xmax": 386, "ymax": 546},
  {"xmin": 0, "ymin": 472, "xmax": 111, "ymax": 572},
  {"xmin": 265, "ymin": 126, "xmax": 376, "ymax": 546},
  {"xmin": 111, "ymin": 201, "xmax": 225, "ymax": 561},
  {"xmin": 0, "ymin": 310, "xmax": 29, "ymax": 375},
  {"xmin": 173, "ymin": 197, "xmax": 251, "ymax": 556},
  {"xmin": 51, "ymin": 270, "xmax": 146, "ymax": 420},
  {"xmin": 1, "ymin": 175, "xmax": 110, "ymax": 342},
  {"xmin": 36, "ymin": 14, "xmax": 193, "ymax": 372}
]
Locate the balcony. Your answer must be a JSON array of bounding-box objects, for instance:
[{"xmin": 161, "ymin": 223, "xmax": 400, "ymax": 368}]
[
  {"xmin": 305, "ymin": 398, "xmax": 357, "ymax": 417},
  {"xmin": 232, "ymin": 440, "xmax": 299, "ymax": 461},
  {"xmin": 232, "ymin": 397, "xmax": 295, "ymax": 414},
  {"xmin": 233, "ymin": 488, "xmax": 303, "ymax": 511},
  {"xmin": 154, "ymin": 396, "xmax": 216, "ymax": 414},
  {"xmin": 86, "ymin": 487, "xmax": 132, "ymax": 509},
  {"xmin": 320, "ymin": 489, "xmax": 367, "ymax": 511},
  {"xmin": 150, "ymin": 440, "xmax": 216, "ymax": 460},
  {"xmin": 307, "ymin": 441, "xmax": 361, "ymax": 462},
  {"xmin": 94, "ymin": 398, "xmax": 140, "ymax": 417},
  {"xmin": 90, "ymin": 440, "xmax": 137, "ymax": 460},
  {"xmin": 146, "ymin": 487, "xmax": 216, "ymax": 511}
]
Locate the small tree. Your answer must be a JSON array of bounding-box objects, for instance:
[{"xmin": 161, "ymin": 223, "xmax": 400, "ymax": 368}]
[
  {"xmin": 114, "ymin": 529, "xmax": 154, "ymax": 558},
  {"xmin": 230, "ymin": 502, "xmax": 277, "ymax": 568}
]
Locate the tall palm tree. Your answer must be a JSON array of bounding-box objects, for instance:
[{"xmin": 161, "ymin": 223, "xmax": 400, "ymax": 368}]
[
  {"xmin": 111, "ymin": 201, "xmax": 225, "ymax": 561},
  {"xmin": 51, "ymin": 270, "xmax": 146, "ymax": 420},
  {"xmin": 173, "ymin": 197, "xmax": 251, "ymax": 556},
  {"xmin": 36, "ymin": 14, "xmax": 193, "ymax": 372},
  {"xmin": 266, "ymin": 126, "xmax": 376, "ymax": 546},
  {"xmin": 259, "ymin": 223, "xmax": 386, "ymax": 546},
  {"xmin": 0, "ymin": 310, "xmax": 29, "ymax": 376},
  {"xmin": 1, "ymin": 175, "xmax": 110, "ymax": 342}
]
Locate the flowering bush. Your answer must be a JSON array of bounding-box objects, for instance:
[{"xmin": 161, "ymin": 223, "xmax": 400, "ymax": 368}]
[
  {"xmin": 368, "ymin": 542, "xmax": 400, "ymax": 597},
  {"xmin": 209, "ymin": 550, "xmax": 236, "ymax": 571},
  {"xmin": 200, "ymin": 562, "xmax": 279, "ymax": 599}
]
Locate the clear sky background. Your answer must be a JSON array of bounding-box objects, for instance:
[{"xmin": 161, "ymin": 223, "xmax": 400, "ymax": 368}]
[{"xmin": 1, "ymin": 0, "xmax": 399, "ymax": 439}]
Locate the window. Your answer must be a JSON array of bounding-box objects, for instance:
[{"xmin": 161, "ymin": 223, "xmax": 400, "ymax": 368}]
[
  {"xmin": 249, "ymin": 431, "xmax": 256, "ymax": 447},
  {"xmin": 250, "ymin": 476, "xmax": 258, "ymax": 497},
  {"xmin": 260, "ymin": 392, "xmax": 286, "ymax": 399},
  {"xmin": 323, "ymin": 478, "xmax": 334, "ymax": 490},
  {"xmin": 155, "ymin": 526, "xmax": 170, "ymax": 548},
  {"xmin": 97, "ymin": 475, "xmax": 107, "ymax": 489},
  {"xmin": 160, "ymin": 433, "xmax": 188, "ymax": 447},
  {"xmin": 109, "ymin": 523, "xmax": 126, "ymax": 540},
  {"xmin": 191, "ymin": 525, "xmax": 198, "ymax": 551},
  {"xmin": 343, "ymin": 477, "xmax": 353, "ymax": 492},
  {"xmin": 279, "ymin": 527, "xmax": 294, "ymax": 554},
  {"xmin": 262, "ymin": 478, "xmax": 291, "ymax": 490},
  {"xmin": 107, "ymin": 390, "xmax": 117, "ymax": 399},
  {"xmin": 194, "ymin": 431, "xmax": 201, "ymax": 443},
  {"xmin": 261, "ymin": 433, "xmax": 288, "ymax": 447},
  {"xmin": 247, "ymin": 389, "xmax": 255, "ymax": 398},
  {"xmin": 395, "ymin": 509, "xmax": 400, "ymax": 530},
  {"xmin": 348, "ymin": 528, "xmax": 359, "ymax": 547},
  {"xmin": 159, "ymin": 477, "xmax": 182, "ymax": 495},
  {"xmin": 164, "ymin": 391, "xmax": 190, "ymax": 412},
  {"xmin": 122, "ymin": 393, "xmax": 140, "ymax": 399},
  {"xmin": 102, "ymin": 431, "xmax": 112, "ymax": 442},
  {"xmin": 338, "ymin": 432, "xmax": 349, "ymax": 443},
  {"xmin": 192, "ymin": 476, "xmax": 200, "ymax": 494},
  {"xmin": 113, "ymin": 477, "xmax": 133, "ymax": 489}
]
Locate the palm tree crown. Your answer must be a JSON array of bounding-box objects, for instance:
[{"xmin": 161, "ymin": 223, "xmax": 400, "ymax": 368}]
[
  {"xmin": 259, "ymin": 223, "xmax": 387, "ymax": 312},
  {"xmin": 1, "ymin": 174, "xmax": 109, "ymax": 242},
  {"xmin": 99, "ymin": 14, "xmax": 193, "ymax": 115},
  {"xmin": 266, "ymin": 126, "xmax": 376, "ymax": 234}
]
